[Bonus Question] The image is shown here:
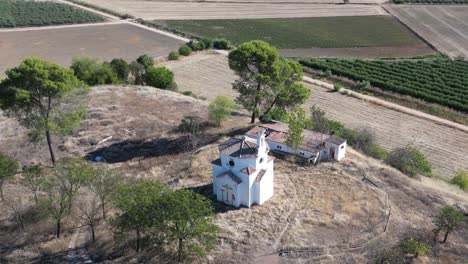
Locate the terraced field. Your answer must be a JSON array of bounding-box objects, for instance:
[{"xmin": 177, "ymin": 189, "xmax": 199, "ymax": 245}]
[
  {"xmin": 76, "ymin": 0, "xmax": 387, "ymax": 20},
  {"xmin": 386, "ymin": 5, "xmax": 468, "ymax": 59},
  {"xmin": 163, "ymin": 52, "xmax": 468, "ymax": 177}
]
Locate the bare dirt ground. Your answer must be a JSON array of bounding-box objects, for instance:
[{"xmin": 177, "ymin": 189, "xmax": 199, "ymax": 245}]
[
  {"xmin": 280, "ymin": 44, "xmax": 436, "ymax": 58},
  {"xmin": 385, "ymin": 5, "xmax": 468, "ymax": 59},
  {"xmin": 1, "ymin": 85, "xmax": 466, "ymax": 263},
  {"xmin": 163, "ymin": 52, "xmax": 468, "ymax": 178},
  {"xmin": 0, "ymin": 22, "xmax": 184, "ymax": 77},
  {"xmin": 76, "ymin": 0, "xmax": 388, "ymax": 20}
]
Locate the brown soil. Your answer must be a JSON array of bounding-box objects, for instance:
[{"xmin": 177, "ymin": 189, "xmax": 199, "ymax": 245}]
[
  {"xmin": 0, "ymin": 85, "xmax": 467, "ymax": 263},
  {"xmin": 0, "ymin": 23, "xmax": 184, "ymax": 77}
]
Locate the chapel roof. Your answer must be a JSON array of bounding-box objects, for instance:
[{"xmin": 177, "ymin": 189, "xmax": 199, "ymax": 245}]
[
  {"xmin": 246, "ymin": 122, "xmax": 346, "ymax": 152},
  {"xmin": 219, "ymin": 137, "xmax": 258, "ymax": 159}
]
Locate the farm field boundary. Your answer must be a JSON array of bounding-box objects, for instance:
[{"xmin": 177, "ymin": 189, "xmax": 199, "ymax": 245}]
[
  {"xmin": 385, "ymin": 5, "xmax": 468, "ymax": 59},
  {"xmin": 0, "ymin": 0, "xmax": 105, "ymax": 28},
  {"xmin": 73, "ymin": 0, "xmax": 388, "ymax": 20},
  {"xmin": 159, "ymin": 16, "xmax": 423, "ymax": 49},
  {"xmin": 300, "ymin": 58, "xmax": 468, "ymax": 112},
  {"xmin": 162, "ymin": 52, "xmax": 468, "ymax": 177}
]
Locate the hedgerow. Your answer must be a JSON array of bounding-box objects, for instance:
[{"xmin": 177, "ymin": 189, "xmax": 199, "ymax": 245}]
[
  {"xmin": 300, "ymin": 58, "xmax": 468, "ymax": 113},
  {"xmin": 0, "ymin": 0, "xmax": 104, "ymax": 28}
]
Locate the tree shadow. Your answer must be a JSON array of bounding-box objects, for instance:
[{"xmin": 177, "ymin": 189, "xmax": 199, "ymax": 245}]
[
  {"xmin": 185, "ymin": 183, "xmax": 242, "ymax": 214},
  {"xmin": 86, "ymin": 136, "xmax": 187, "ymax": 164}
]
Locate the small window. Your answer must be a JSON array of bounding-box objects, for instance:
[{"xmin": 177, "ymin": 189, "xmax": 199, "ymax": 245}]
[
  {"xmin": 341, "ymin": 145, "xmax": 344, "ymax": 149},
  {"xmin": 259, "ymin": 158, "xmax": 264, "ymax": 163},
  {"xmin": 277, "ymin": 146, "xmax": 282, "ymax": 149},
  {"xmin": 300, "ymin": 152, "xmax": 304, "ymax": 156},
  {"xmin": 228, "ymin": 160, "xmax": 235, "ymax": 166}
]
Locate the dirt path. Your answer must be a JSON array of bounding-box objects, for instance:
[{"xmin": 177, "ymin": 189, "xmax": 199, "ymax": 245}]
[
  {"xmin": 67, "ymin": 226, "xmax": 93, "ymax": 264},
  {"xmin": 164, "ymin": 52, "xmax": 468, "ymax": 177}
]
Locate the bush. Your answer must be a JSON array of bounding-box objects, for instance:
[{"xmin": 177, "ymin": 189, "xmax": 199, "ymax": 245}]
[
  {"xmin": 70, "ymin": 56, "xmax": 118, "ymax": 85},
  {"xmin": 400, "ymin": 237, "xmax": 432, "ymax": 258},
  {"xmin": 333, "ymin": 83, "xmax": 343, "ymax": 92},
  {"xmin": 208, "ymin": 96, "xmax": 236, "ymax": 126},
  {"xmin": 187, "ymin": 40, "xmax": 208, "ymax": 51},
  {"xmin": 143, "ymin": 66, "xmax": 175, "ymax": 89},
  {"xmin": 368, "ymin": 144, "xmax": 389, "ymax": 161},
  {"xmin": 168, "ymin": 51, "xmax": 180, "ymax": 61},
  {"xmin": 450, "ymin": 170, "xmax": 468, "ymax": 190},
  {"xmin": 386, "ymin": 145, "xmax": 432, "ymax": 177},
  {"xmin": 178, "ymin": 45, "xmax": 192, "ymax": 56},
  {"xmin": 129, "ymin": 61, "xmax": 145, "ymax": 85},
  {"xmin": 110, "ymin": 58, "xmax": 130, "ymax": 81},
  {"xmin": 136, "ymin": 54, "xmax": 154, "ymax": 69},
  {"xmin": 211, "ymin": 38, "xmax": 230, "ymax": 50}
]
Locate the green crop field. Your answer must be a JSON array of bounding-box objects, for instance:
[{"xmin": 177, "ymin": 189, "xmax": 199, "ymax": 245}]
[
  {"xmin": 160, "ymin": 16, "xmax": 423, "ymax": 49},
  {"xmin": 300, "ymin": 58, "xmax": 468, "ymax": 112},
  {"xmin": 0, "ymin": 0, "xmax": 104, "ymax": 28}
]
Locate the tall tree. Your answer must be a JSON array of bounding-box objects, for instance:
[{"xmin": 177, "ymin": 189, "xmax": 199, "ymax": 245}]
[
  {"xmin": 54, "ymin": 158, "xmax": 95, "ymax": 212},
  {"xmin": 113, "ymin": 182, "xmax": 167, "ymax": 252},
  {"xmin": 228, "ymin": 40, "xmax": 279, "ymax": 123},
  {"xmin": 433, "ymin": 206, "xmax": 465, "ymax": 243},
  {"xmin": 228, "ymin": 40, "xmax": 309, "ymax": 123},
  {"xmin": 39, "ymin": 177, "xmax": 70, "ymax": 238},
  {"xmin": 0, "ymin": 153, "xmax": 19, "ymax": 202},
  {"xmin": 286, "ymin": 108, "xmax": 307, "ymax": 154},
  {"xmin": 258, "ymin": 59, "xmax": 310, "ymax": 121},
  {"xmin": 0, "ymin": 57, "xmax": 90, "ymax": 165},
  {"xmin": 78, "ymin": 196, "xmax": 100, "ymax": 242},
  {"xmin": 161, "ymin": 189, "xmax": 217, "ymax": 262},
  {"xmin": 21, "ymin": 165, "xmax": 45, "ymax": 204},
  {"xmin": 88, "ymin": 166, "xmax": 121, "ymax": 220}
]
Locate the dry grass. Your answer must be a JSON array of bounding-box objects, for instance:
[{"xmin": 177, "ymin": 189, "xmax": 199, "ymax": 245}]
[
  {"xmin": 75, "ymin": 0, "xmax": 387, "ymax": 20},
  {"xmin": 0, "ymin": 85, "xmax": 467, "ymax": 263},
  {"xmin": 163, "ymin": 52, "xmax": 468, "ymax": 178}
]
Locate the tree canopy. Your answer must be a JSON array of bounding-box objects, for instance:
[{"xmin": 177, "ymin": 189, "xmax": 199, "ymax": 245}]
[
  {"xmin": 433, "ymin": 206, "xmax": 465, "ymax": 243},
  {"xmin": 208, "ymin": 96, "xmax": 236, "ymax": 127},
  {"xmin": 0, "ymin": 57, "xmax": 90, "ymax": 165},
  {"xmin": 228, "ymin": 40, "xmax": 310, "ymax": 123}
]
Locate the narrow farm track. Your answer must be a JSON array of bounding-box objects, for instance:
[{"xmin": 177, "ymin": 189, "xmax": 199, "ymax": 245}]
[{"xmin": 164, "ymin": 53, "xmax": 468, "ymax": 177}]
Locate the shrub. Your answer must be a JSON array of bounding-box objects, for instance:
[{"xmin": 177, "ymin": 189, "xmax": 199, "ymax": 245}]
[
  {"xmin": 136, "ymin": 54, "xmax": 154, "ymax": 69},
  {"xmin": 212, "ymin": 38, "xmax": 230, "ymax": 50},
  {"xmin": 368, "ymin": 144, "xmax": 389, "ymax": 161},
  {"xmin": 333, "ymin": 83, "xmax": 343, "ymax": 92},
  {"xmin": 400, "ymin": 237, "xmax": 432, "ymax": 258},
  {"xmin": 110, "ymin": 58, "xmax": 130, "ymax": 81},
  {"xmin": 386, "ymin": 145, "xmax": 432, "ymax": 177},
  {"xmin": 71, "ymin": 56, "xmax": 118, "ymax": 85},
  {"xmin": 143, "ymin": 66, "xmax": 175, "ymax": 89},
  {"xmin": 208, "ymin": 96, "xmax": 236, "ymax": 126},
  {"xmin": 450, "ymin": 171, "xmax": 468, "ymax": 190},
  {"xmin": 168, "ymin": 51, "xmax": 180, "ymax": 61},
  {"xmin": 187, "ymin": 40, "xmax": 208, "ymax": 51},
  {"xmin": 94, "ymin": 62, "xmax": 119, "ymax": 85},
  {"xmin": 129, "ymin": 61, "xmax": 145, "ymax": 85},
  {"xmin": 178, "ymin": 45, "xmax": 192, "ymax": 56}
]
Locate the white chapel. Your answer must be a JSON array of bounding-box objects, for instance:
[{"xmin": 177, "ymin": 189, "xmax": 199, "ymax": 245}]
[{"xmin": 211, "ymin": 131, "xmax": 274, "ymax": 208}]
